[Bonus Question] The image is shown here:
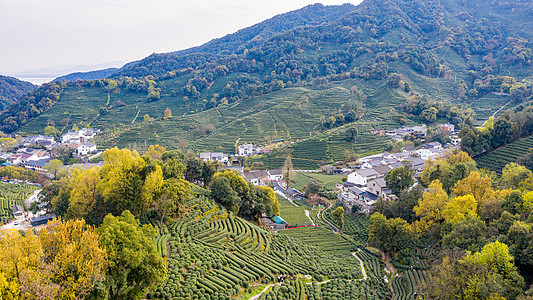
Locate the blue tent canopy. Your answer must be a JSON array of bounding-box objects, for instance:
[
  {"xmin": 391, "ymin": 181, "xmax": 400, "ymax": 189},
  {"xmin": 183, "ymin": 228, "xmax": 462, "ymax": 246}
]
[{"xmin": 274, "ymin": 216, "xmax": 286, "ymax": 224}]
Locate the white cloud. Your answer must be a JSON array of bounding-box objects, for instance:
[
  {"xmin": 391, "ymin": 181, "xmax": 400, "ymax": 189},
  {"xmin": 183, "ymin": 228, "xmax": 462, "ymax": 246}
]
[{"xmin": 0, "ymin": 0, "xmax": 362, "ymax": 75}]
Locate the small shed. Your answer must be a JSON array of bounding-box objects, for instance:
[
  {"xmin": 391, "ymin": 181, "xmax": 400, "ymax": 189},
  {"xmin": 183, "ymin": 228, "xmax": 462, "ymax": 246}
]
[
  {"xmin": 12, "ymin": 205, "xmax": 24, "ymax": 218},
  {"xmin": 31, "ymin": 214, "xmax": 56, "ymax": 227}
]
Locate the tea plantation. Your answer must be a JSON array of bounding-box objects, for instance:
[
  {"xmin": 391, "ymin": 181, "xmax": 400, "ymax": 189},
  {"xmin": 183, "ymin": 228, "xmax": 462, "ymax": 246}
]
[
  {"xmin": 0, "ymin": 182, "xmax": 37, "ymax": 224},
  {"xmin": 475, "ymin": 135, "xmax": 533, "ymax": 172},
  {"xmin": 145, "ymin": 192, "xmax": 394, "ymax": 299}
]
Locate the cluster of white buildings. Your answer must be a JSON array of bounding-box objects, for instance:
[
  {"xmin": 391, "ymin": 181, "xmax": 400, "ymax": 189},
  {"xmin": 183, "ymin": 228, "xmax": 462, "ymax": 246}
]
[
  {"xmin": 237, "ymin": 143, "xmax": 271, "ymax": 157},
  {"xmin": 340, "ymin": 141, "xmax": 450, "ymax": 214},
  {"xmin": 242, "ymin": 169, "xmax": 283, "ymax": 186},
  {"xmin": 0, "ymin": 128, "xmax": 100, "ymax": 174},
  {"xmin": 199, "ymin": 152, "xmax": 230, "ymax": 164},
  {"xmin": 375, "ymin": 125, "xmax": 427, "ymax": 141}
]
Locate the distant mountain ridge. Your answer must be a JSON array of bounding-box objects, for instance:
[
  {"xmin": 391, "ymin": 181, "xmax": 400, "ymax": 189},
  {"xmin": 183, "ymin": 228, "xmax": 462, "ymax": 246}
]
[
  {"xmin": 54, "ymin": 68, "xmax": 118, "ymax": 82},
  {"xmin": 112, "ymin": 3, "xmax": 356, "ymax": 78},
  {"xmin": 0, "ymin": 75, "xmax": 37, "ymax": 111}
]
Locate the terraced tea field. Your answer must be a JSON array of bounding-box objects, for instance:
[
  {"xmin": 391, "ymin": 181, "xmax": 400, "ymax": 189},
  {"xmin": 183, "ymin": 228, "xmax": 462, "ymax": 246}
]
[
  {"xmin": 475, "ymin": 135, "xmax": 533, "ymax": 172},
  {"xmin": 0, "ymin": 182, "xmax": 37, "ymax": 224},
  {"xmin": 146, "ymin": 194, "xmax": 377, "ymax": 299}
]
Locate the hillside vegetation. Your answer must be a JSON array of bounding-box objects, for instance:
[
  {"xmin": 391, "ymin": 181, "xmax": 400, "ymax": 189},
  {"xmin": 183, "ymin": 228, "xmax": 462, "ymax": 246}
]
[
  {"xmin": 0, "ymin": 75, "xmax": 37, "ymax": 111},
  {"xmin": 53, "ymin": 67, "xmax": 118, "ymax": 82},
  {"xmin": 0, "ymin": 0, "xmax": 532, "ymax": 168}
]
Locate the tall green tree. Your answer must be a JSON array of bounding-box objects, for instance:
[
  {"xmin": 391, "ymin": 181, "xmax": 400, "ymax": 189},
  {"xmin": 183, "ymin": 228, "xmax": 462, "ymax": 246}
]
[
  {"xmin": 426, "ymin": 241, "xmax": 524, "ymax": 300},
  {"xmin": 97, "ymin": 211, "xmax": 167, "ymax": 300},
  {"xmin": 367, "ymin": 212, "xmax": 414, "ymax": 254},
  {"xmin": 385, "ymin": 165, "xmax": 414, "ymax": 195}
]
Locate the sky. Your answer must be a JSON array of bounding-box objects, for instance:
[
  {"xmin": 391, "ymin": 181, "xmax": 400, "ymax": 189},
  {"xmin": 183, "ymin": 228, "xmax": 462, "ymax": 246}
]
[{"xmin": 0, "ymin": 0, "xmax": 362, "ymax": 77}]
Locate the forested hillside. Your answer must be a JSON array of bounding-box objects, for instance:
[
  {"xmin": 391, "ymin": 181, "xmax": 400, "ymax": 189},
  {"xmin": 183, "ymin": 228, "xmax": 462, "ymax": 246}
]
[
  {"xmin": 0, "ymin": 75, "xmax": 37, "ymax": 111},
  {"xmin": 1, "ymin": 0, "xmax": 532, "ymax": 167},
  {"xmin": 53, "ymin": 67, "xmax": 118, "ymax": 82}
]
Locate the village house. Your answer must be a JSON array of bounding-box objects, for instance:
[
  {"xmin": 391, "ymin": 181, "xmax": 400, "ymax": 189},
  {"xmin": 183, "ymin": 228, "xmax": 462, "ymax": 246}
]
[
  {"xmin": 237, "ymin": 143, "xmax": 261, "ymax": 157},
  {"xmin": 438, "ymin": 123, "xmax": 455, "ymax": 132},
  {"xmin": 77, "ymin": 142, "xmax": 97, "ymax": 156},
  {"xmin": 347, "ymin": 168, "xmax": 379, "ymax": 186},
  {"xmin": 367, "ymin": 177, "xmax": 393, "ymax": 201},
  {"xmin": 61, "ymin": 128, "xmax": 100, "ymax": 145},
  {"xmin": 199, "ymin": 152, "xmax": 230, "ymax": 164},
  {"xmin": 243, "ymin": 170, "xmax": 269, "ymax": 186},
  {"xmin": 243, "ymin": 169, "xmax": 284, "ymax": 186},
  {"xmin": 24, "ymin": 158, "xmax": 53, "ymax": 174},
  {"xmin": 23, "ymin": 135, "xmax": 55, "ymax": 147},
  {"xmin": 12, "ymin": 205, "xmax": 24, "ymax": 218}
]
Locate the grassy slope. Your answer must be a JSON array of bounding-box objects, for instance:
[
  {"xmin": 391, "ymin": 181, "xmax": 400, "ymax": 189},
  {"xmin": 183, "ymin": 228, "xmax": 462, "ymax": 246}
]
[{"xmin": 292, "ymin": 172, "xmax": 345, "ymax": 191}]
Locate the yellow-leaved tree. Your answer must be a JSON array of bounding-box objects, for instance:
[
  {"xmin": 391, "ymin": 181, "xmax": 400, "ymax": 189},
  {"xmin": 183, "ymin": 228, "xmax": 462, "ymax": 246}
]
[
  {"xmin": 0, "ymin": 229, "xmax": 42, "ymax": 299},
  {"xmin": 67, "ymin": 167, "xmax": 101, "ymax": 220},
  {"xmin": 452, "ymin": 171, "xmax": 501, "ymax": 220},
  {"xmin": 39, "ymin": 218, "xmax": 107, "ymax": 299},
  {"xmin": 0, "ymin": 219, "xmax": 107, "ymax": 299},
  {"xmin": 413, "ymin": 180, "xmax": 449, "ymax": 234},
  {"xmin": 442, "ymin": 194, "xmax": 478, "ymax": 224},
  {"xmin": 142, "ymin": 165, "xmax": 164, "ymax": 210},
  {"xmin": 145, "ymin": 144, "xmax": 166, "ymax": 161},
  {"xmin": 98, "ymin": 147, "xmax": 146, "ymax": 214}
]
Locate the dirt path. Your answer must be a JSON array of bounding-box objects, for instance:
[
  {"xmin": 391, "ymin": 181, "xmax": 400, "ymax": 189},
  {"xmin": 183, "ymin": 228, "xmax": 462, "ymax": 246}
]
[
  {"xmin": 352, "ymin": 251, "xmax": 368, "ymax": 280},
  {"xmin": 381, "ymin": 252, "xmax": 398, "ymax": 298},
  {"xmin": 25, "ymin": 189, "xmax": 41, "ymax": 208},
  {"xmin": 481, "ymin": 99, "xmax": 513, "ymax": 127},
  {"xmin": 249, "ymin": 283, "xmax": 277, "ymax": 300},
  {"xmin": 304, "ymin": 210, "xmax": 314, "ymax": 225},
  {"xmin": 319, "ymin": 208, "xmax": 338, "ymax": 232}
]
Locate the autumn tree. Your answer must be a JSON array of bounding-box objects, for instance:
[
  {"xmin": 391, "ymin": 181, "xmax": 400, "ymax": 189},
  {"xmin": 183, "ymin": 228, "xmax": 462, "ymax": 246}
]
[
  {"xmin": 39, "ymin": 218, "xmax": 107, "ymax": 299},
  {"xmin": 0, "ymin": 229, "xmax": 43, "ymax": 299},
  {"xmin": 500, "ymin": 162, "xmax": 532, "ymax": 189},
  {"xmin": 164, "ymin": 108, "xmax": 172, "ymax": 119},
  {"xmin": 143, "ymin": 114, "xmax": 151, "ymax": 123},
  {"xmin": 442, "ymin": 194, "xmax": 477, "ymax": 224},
  {"xmin": 97, "ymin": 211, "xmax": 167, "ymax": 300},
  {"xmin": 153, "ymin": 178, "xmax": 190, "ymax": 227},
  {"xmin": 44, "ymin": 159, "xmax": 63, "ymax": 180},
  {"xmin": 420, "ymin": 150, "xmax": 477, "ymax": 191},
  {"xmin": 413, "ymin": 180, "xmax": 449, "ymax": 234},
  {"xmin": 425, "ymin": 241, "xmax": 524, "ymax": 300},
  {"xmin": 452, "ymin": 171, "xmax": 499, "ymax": 220},
  {"xmin": 145, "ymin": 144, "xmax": 166, "ymax": 161},
  {"xmin": 142, "ymin": 165, "xmax": 164, "ymax": 211},
  {"xmin": 98, "ymin": 147, "xmax": 146, "ymax": 215},
  {"xmin": 66, "ymin": 167, "xmax": 101, "ymax": 220},
  {"xmin": 258, "ymin": 185, "xmax": 280, "ymax": 216}
]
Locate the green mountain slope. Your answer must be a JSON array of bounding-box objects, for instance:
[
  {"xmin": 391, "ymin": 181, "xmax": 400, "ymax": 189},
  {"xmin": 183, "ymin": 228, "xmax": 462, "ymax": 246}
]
[
  {"xmin": 0, "ymin": 75, "xmax": 37, "ymax": 111},
  {"xmin": 2, "ymin": 0, "xmax": 532, "ymax": 167},
  {"xmin": 113, "ymin": 3, "xmax": 356, "ymax": 78}
]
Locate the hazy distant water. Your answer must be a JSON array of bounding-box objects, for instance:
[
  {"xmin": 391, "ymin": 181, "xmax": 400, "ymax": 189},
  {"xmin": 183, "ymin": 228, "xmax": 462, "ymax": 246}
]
[{"xmin": 18, "ymin": 78, "xmax": 55, "ymax": 85}]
